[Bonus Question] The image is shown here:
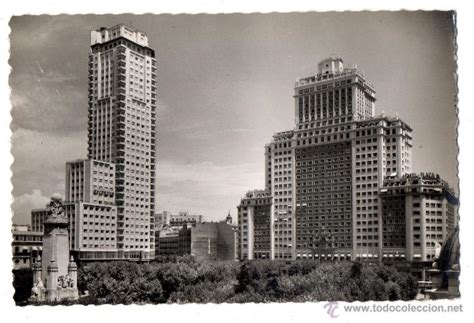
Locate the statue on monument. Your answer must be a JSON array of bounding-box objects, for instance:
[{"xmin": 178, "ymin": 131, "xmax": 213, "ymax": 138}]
[
  {"xmin": 57, "ymin": 274, "xmax": 75, "ymax": 289},
  {"xmin": 45, "ymin": 193, "xmax": 66, "ymax": 221}
]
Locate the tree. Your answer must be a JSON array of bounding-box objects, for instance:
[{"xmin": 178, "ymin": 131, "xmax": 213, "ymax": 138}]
[{"xmin": 13, "ymin": 269, "xmax": 33, "ymax": 305}]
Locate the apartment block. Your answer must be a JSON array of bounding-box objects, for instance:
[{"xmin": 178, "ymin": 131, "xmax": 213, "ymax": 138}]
[
  {"xmin": 254, "ymin": 56, "xmax": 418, "ymax": 261},
  {"xmin": 237, "ymin": 190, "xmax": 272, "ymax": 260},
  {"xmin": 380, "ymin": 173, "xmax": 458, "ymax": 262},
  {"xmin": 12, "ymin": 224, "xmax": 43, "ymax": 270},
  {"xmin": 64, "ymin": 159, "xmax": 118, "ymax": 260}
]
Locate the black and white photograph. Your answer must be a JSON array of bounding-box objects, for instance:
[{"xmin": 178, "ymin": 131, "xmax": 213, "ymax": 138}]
[{"xmin": 1, "ymin": 1, "xmax": 473, "ymax": 322}]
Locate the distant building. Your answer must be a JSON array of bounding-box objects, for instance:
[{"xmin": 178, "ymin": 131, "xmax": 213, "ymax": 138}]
[
  {"xmin": 11, "ymin": 224, "xmax": 42, "ymax": 270},
  {"xmin": 155, "ymin": 216, "xmax": 237, "ymax": 261},
  {"xmin": 155, "ymin": 226, "xmax": 182, "ymax": 256},
  {"xmin": 154, "ymin": 211, "xmax": 204, "ymax": 255},
  {"xmin": 380, "ymin": 173, "xmax": 458, "ymax": 262},
  {"xmin": 170, "ymin": 212, "xmax": 203, "ymax": 227},
  {"xmin": 155, "ymin": 210, "xmax": 172, "ymax": 229},
  {"xmin": 155, "ymin": 211, "xmax": 203, "ymax": 230},
  {"xmin": 225, "ymin": 211, "xmax": 233, "ymax": 224},
  {"xmin": 31, "ymin": 209, "xmax": 47, "ymax": 233},
  {"xmin": 189, "ymin": 221, "xmax": 237, "ymax": 261},
  {"xmin": 237, "ymin": 190, "xmax": 272, "ymax": 260}
]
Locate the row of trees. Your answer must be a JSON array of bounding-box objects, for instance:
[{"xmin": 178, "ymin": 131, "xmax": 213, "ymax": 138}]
[
  {"xmin": 74, "ymin": 257, "xmax": 417, "ymax": 304},
  {"xmin": 13, "ymin": 256, "xmax": 418, "ymax": 305}
]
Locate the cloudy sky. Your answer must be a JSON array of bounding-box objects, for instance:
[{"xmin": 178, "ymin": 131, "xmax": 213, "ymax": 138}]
[{"xmin": 9, "ymin": 12, "xmax": 457, "ymax": 224}]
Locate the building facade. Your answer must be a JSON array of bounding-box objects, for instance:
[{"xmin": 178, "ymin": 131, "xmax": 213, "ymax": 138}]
[
  {"xmin": 380, "ymin": 173, "xmax": 458, "ymax": 262},
  {"xmin": 155, "ymin": 225, "xmax": 183, "ymax": 256},
  {"xmin": 31, "ymin": 208, "xmax": 47, "ymax": 233},
  {"xmin": 237, "ymin": 190, "xmax": 272, "ymax": 260},
  {"xmin": 12, "ymin": 224, "xmax": 42, "ymax": 270},
  {"xmin": 242, "ymin": 56, "xmax": 424, "ymax": 261},
  {"xmin": 189, "ymin": 222, "xmax": 237, "ymax": 261},
  {"xmin": 155, "ymin": 210, "xmax": 172, "ymax": 229},
  {"xmin": 155, "ymin": 220, "xmax": 237, "ymax": 261},
  {"xmin": 292, "ymin": 57, "xmax": 413, "ymax": 261},
  {"xmin": 155, "ymin": 211, "xmax": 203, "ymax": 229},
  {"xmin": 266, "ymin": 131, "xmax": 295, "ymax": 260},
  {"xmin": 170, "ymin": 212, "xmax": 203, "ymax": 227},
  {"xmin": 64, "ymin": 159, "xmax": 118, "ymax": 260}
]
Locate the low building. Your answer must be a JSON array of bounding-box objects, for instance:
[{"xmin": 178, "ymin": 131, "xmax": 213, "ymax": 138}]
[
  {"xmin": 155, "ymin": 216, "xmax": 237, "ymax": 261},
  {"xmin": 380, "ymin": 172, "xmax": 458, "ymax": 263},
  {"xmin": 170, "ymin": 211, "xmax": 203, "ymax": 227},
  {"xmin": 188, "ymin": 221, "xmax": 237, "ymax": 261},
  {"xmin": 155, "ymin": 225, "xmax": 183, "ymax": 256},
  {"xmin": 11, "ymin": 224, "xmax": 43, "ymax": 270},
  {"xmin": 64, "ymin": 159, "xmax": 118, "ymax": 261},
  {"xmin": 155, "ymin": 211, "xmax": 203, "ymax": 230},
  {"xmin": 237, "ymin": 190, "xmax": 272, "ymax": 260}
]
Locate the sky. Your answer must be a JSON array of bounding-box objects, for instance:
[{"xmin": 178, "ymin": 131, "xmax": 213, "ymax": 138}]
[{"xmin": 9, "ymin": 11, "xmax": 458, "ymax": 225}]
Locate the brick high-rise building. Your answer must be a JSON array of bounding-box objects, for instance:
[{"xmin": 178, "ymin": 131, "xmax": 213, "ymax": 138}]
[
  {"xmin": 255, "ymin": 56, "xmax": 414, "ymax": 261},
  {"xmin": 291, "ymin": 57, "xmax": 412, "ymax": 261}
]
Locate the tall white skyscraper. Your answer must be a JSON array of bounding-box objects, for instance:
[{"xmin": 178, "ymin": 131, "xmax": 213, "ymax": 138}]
[
  {"xmin": 64, "ymin": 24, "xmax": 157, "ymax": 261},
  {"xmin": 87, "ymin": 24, "xmax": 158, "ymax": 260}
]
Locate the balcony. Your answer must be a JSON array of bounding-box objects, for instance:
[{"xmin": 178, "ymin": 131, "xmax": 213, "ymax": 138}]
[{"xmin": 117, "ymin": 53, "xmax": 126, "ymax": 61}]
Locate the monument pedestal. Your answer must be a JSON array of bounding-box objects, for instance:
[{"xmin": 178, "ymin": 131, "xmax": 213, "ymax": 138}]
[{"xmin": 30, "ymin": 196, "xmax": 79, "ymax": 303}]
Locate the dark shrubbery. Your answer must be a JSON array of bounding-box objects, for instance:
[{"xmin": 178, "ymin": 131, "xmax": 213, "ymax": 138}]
[
  {"xmin": 13, "ymin": 268, "xmax": 33, "ymax": 305},
  {"xmin": 76, "ymin": 258, "xmax": 418, "ymax": 304},
  {"xmin": 78, "ymin": 261, "xmax": 164, "ymax": 304}
]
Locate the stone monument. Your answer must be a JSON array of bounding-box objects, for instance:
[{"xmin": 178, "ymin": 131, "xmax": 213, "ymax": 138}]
[
  {"xmin": 30, "ymin": 194, "xmax": 79, "ymax": 302},
  {"xmin": 426, "ymin": 225, "xmax": 460, "ymax": 299}
]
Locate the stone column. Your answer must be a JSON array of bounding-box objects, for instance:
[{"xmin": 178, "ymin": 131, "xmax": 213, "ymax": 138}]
[
  {"xmin": 46, "ymin": 259, "xmax": 58, "ymax": 301},
  {"xmin": 68, "ymin": 256, "xmax": 78, "ymax": 289}
]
